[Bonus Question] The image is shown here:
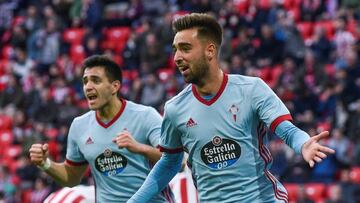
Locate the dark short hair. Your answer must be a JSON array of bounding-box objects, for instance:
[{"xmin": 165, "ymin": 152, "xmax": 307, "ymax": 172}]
[
  {"xmin": 172, "ymin": 13, "xmax": 223, "ymax": 48},
  {"xmin": 82, "ymin": 55, "xmax": 122, "ymax": 84}
]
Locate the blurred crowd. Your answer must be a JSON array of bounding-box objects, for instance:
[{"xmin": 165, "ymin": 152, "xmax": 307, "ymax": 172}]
[{"xmin": 0, "ymin": 0, "xmax": 360, "ymax": 202}]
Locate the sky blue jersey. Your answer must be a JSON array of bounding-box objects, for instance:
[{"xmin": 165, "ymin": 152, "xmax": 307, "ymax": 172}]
[
  {"xmin": 159, "ymin": 74, "xmax": 293, "ymax": 203},
  {"xmin": 66, "ymin": 99, "xmax": 174, "ymax": 203}
]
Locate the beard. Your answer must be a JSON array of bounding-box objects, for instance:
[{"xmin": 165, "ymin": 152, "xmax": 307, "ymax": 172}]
[{"xmin": 184, "ymin": 54, "xmax": 210, "ymax": 85}]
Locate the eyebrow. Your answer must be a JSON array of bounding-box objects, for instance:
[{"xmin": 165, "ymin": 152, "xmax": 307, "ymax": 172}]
[{"xmin": 172, "ymin": 42, "xmax": 192, "ymax": 49}]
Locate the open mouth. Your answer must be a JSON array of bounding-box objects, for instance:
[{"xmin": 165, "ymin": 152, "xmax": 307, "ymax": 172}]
[
  {"xmin": 87, "ymin": 94, "xmax": 98, "ymax": 102},
  {"xmin": 178, "ymin": 65, "xmax": 189, "ymax": 74}
]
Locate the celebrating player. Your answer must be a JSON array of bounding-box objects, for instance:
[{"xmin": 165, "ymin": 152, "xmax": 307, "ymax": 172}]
[
  {"xmin": 29, "ymin": 55, "xmax": 173, "ymax": 202},
  {"xmin": 128, "ymin": 13, "xmax": 335, "ymax": 202}
]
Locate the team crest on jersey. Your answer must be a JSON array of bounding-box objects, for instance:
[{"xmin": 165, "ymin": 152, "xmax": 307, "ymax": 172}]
[
  {"xmin": 229, "ymin": 104, "xmax": 239, "ymax": 122},
  {"xmin": 95, "ymin": 148, "xmax": 127, "ymax": 176},
  {"xmin": 200, "ymin": 136, "xmax": 241, "ymax": 170}
]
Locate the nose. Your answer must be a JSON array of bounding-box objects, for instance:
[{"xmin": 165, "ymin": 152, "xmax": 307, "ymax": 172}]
[
  {"xmin": 83, "ymin": 81, "xmax": 93, "ymax": 92},
  {"xmin": 174, "ymin": 51, "xmax": 183, "ymax": 65}
]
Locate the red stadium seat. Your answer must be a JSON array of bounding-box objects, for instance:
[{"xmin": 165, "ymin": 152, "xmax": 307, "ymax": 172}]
[
  {"xmin": 315, "ymin": 21, "xmax": 335, "ymax": 40},
  {"xmin": 304, "ymin": 183, "xmax": 326, "ymax": 202},
  {"xmin": 297, "ymin": 22, "xmax": 314, "ymax": 40},
  {"xmin": 350, "ymin": 167, "xmax": 360, "ymax": 184},
  {"xmin": 233, "ymin": 0, "xmax": 249, "ymax": 15},
  {"xmin": 0, "ymin": 130, "xmax": 14, "ymax": 146},
  {"xmin": 70, "ymin": 44, "xmax": 85, "ymax": 65},
  {"xmin": 0, "ymin": 115, "xmax": 13, "ymax": 130},
  {"xmin": 63, "ymin": 28, "xmax": 86, "ymax": 45},
  {"xmin": 1, "ymin": 45, "xmax": 14, "ymax": 59},
  {"xmin": 158, "ymin": 68, "xmax": 175, "ymax": 83},
  {"xmin": 4, "ymin": 145, "xmax": 22, "ymax": 159},
  {"xmin": 102, "ymin": 27, "xmax": 131, "ymax": 53},
  {"xmin": 284, "ymin": 183, "xmax": 299, "ymax": 202},
  {"xmin": 12, "ymin": 16, "xmax": 25, "ymax": 27}
]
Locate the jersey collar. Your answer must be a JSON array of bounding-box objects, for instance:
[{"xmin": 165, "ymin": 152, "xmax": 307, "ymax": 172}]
[
  {"xmin": 96, "ymin": 99, "xmax": 126, "ymax": 128},
  {"xmin": 192, "ymin": 73, "xmax": 228, "ymax": 106}
]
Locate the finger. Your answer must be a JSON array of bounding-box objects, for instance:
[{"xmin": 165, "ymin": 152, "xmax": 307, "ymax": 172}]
[
  {"xmin": 316, "ymin": 151, "xmax": 327, "ymax": 159},
  {"xmin": 319, "ymin": 146, "xmax": 335, "ymax": 154},
  {"xmin": 42, "ymin": 143, "xmax": 49, "ymax": 152},
  {"xmin": 29, "ymin": 147, "xmax": 43, "ymax": 153},
  {"xmin": 312, "ymin": 131, "xmax": 329, "ymax": 141},
  {"xmin": 309, "ymin": 160, "xmax": 315, "ymax": 168},
  {"xmin": 314, "ymin": 156, "xmax": 322, "ymax": 163}
]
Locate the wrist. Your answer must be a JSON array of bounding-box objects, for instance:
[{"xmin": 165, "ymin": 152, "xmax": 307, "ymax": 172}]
[{"xmin": 38, "ymin": 158, "xmax": 51, "ymax": 171}]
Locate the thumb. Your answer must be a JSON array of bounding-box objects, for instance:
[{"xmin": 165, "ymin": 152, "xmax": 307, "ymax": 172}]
[
  {"xmin": 313, "ymin": 131, "xmax": 329, "ymax": 141},
  {"xmin": 42, "ymin": 143, "xmax": 49, "ymax": 154}
]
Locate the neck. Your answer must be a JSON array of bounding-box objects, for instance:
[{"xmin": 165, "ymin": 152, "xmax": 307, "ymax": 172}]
[
  {"xmin": 195, "ymin": 68, "xmax": 224, "ymax": 96},
  {"xmin": 97, "ymin": 97, "xmax": 122, "ymax": 121}
]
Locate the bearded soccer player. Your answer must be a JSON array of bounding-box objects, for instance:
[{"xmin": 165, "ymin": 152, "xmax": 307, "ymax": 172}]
[
  {"xmin": 128, "ymin": 13, "xmax": 335, "ymax": 203},
  {"xmin": 29, "ymin": 55, "xmax": 173, "ymax": 202}
]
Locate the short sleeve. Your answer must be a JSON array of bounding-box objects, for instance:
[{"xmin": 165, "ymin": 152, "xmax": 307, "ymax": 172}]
[
  {"xmin": 66, "ymin": 119, "xmax": 86, "ymax": 163},
  {"xmin": 159, "ymin": 103, "xmax": 183, "ymax": 153},
  {"xmin": 144, "ymin": 107, "xmax": 163, "ymax": 147},
  {"xmin": 251, "ymin": 78, "xmax": 292, "ymax": 132}
]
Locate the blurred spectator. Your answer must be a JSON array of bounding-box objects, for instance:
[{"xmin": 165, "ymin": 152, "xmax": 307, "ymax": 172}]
[
  {"xmin": 9, "ymin": 25, "xmax": 27, "ymax": 48},
  {"xmin": 16, "ymin": 155, "xmax": 39, "ymax": 191},
  {"xmin": 301, "ymin": 0, "xmax": 324, "ymax": 22},
  {"xmin": 70, "ymin": 0, "xmax": 103, "ymax": 32},
  {"xmin": 23, "ymin": 5, "xmax": 42, "ymax": 33},
  {"xmin": 29, "ymin": 18, "xmax": 60, "ymax": 75},
  {"xmin": 328, "ymin": 128, "xmax": 354, "ymax": 167},
  {"xmin": 0, "ymin": 0, "xmax": 18, "ymax": 45},
  {"xmin": 83, "ymin": 34, "xmax": 102, "ymax": 57},
  {"xmin": 333, "ymin": 17, "xmax": 356, "ymax": 69},
  {"xmin": 325, "ymin": 184, "xmax": 343, "ymax": 203},
  {"xmin": 269, "ymin": 139, "xmax": 288, "ymax": 180},
  {"xmin": 140, "ymin": 73, "xmax": 165, "ymax": 111},
  {"xmin": 57, "ymin": 96, "xmax": 80, "ymax": 126},
  {"xmin": 297, "ymin": 184, "xmax": 315, "ymax": 203},
  {"xmin": 0, "ymin": 166, "xmax": 16, "ymax": 202},
  {"xmin": 29, "ymin": 177, "xmax": 50, "ymax": 203},
  {"xmin": 10, "ymin": 46, "xmax": 35, "ymax": 81},
  {"xmin": 308, "ymin": 26, "xmax": 332, "ymax": 62},
  {"xmin": 0, "ymin": 74, "xmax": 24, "ymax": 109},
  {"xmin": 139, "ymin": 32, "xmax": 167, "ymax": 74},
  {"xmin": 337, "ymin": 168, "xmax": 360, "ymax": 203},
  {"xmin": 122, "ymin": 32, "xmax": 140, "ymax": 70},
  {"xmin": 31, "ymin": 88, "xmax": 58, "ymax": 124},
  {"xmin": 256, "ymin": 24, "xmax": 283, "ymax": 67}
]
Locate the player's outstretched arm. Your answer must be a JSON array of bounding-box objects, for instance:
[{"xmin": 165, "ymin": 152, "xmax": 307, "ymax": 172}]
[
  {"xmin": 29, "ymin": 143, "xmax": 88, "ymax": 187},
  {"xmin": 127, "ymin": 152, "xmax": 184, "ymax": 203},
  {"xmin": 113, "ymin": 130, "xmax": 162, "ymax": 163},
  {"xmin": 301, "ymin": 131, "xmax": 335, "ymax": 167}
]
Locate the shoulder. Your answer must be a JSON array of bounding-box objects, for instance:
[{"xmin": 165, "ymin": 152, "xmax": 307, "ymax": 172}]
[
  {"xmin": 227, "ymin": 74, "xmax": 261, "ymax": 86},
  {"xmin": 72, "ymin": 111, "xmax": 95, "ymax": 124},
  {"xmin": 125, "ymin": 100, "xmax": 160, "ymax": 116},
  {"xmin": 164, "ymin": 84, "xmax": 192, "ymax": 113}
]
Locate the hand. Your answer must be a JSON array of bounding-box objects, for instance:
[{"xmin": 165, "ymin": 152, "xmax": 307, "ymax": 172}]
[
  {"xmin": 301, "ymin": 131, "xmax": 335, "ymax": 168},
  {"xmin": 29, "ymin": 143, "xmax": 49, "ymax": 166},
  {"xmin": 112, "ymin": 130, "xmax": 143, "ymax": 154}
]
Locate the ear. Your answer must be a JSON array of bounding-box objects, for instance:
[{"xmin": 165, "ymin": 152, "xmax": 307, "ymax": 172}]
[
  {"xmin": 111, "ymin": 80, "xmax": 121, "ymax": 95},
  {"xmin": 206, "ymin": 43, "xmax": 216, "ymax": 61}
]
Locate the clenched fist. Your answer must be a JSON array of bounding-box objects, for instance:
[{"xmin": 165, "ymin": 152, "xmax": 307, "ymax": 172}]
[{"xmin": 29, "ymin": 143, "xmax": 49, "ymax": 166}]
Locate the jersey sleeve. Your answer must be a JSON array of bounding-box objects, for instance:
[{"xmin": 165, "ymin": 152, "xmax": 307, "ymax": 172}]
[
  {"xmin": 251, "ymin": 78, "xmax": 292, "ymax": 132},
  {"xmin": 159, "ymin": 103, "xmax": 183, "ymax": 153},
  {"xmin": 66, "ymin": 119, "xmax": 87, "ymax": 164},
  {"xmin": 144, "ymin": 107, "xmax": 163, "ymax": 147}
]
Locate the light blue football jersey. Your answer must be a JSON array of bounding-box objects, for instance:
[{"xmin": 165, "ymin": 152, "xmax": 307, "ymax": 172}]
[
  {"xmin": 66, "ymin": 99, "xmax": 174, "ymax": 203},
  {"xmin": 160, "ymin": 74, "xmax": 293, "ymax": 203}
]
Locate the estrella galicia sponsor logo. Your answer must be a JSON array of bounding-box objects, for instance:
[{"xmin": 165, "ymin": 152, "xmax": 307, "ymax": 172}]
[
  {"xmin": 95, "ymin": 149, "xmax": 127, "ymax": 176},
  {"xmin": 201, "ymin": 136, "xmax": 241, "ymax": 170}
]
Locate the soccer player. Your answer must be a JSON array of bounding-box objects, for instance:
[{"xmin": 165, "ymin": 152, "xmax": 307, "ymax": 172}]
[
  {"xmin": 128, "ymin": 13, "xmax": 335, "ymax": 202},
  {"xmin": 29, "ymin": 55, "xmax": 173, "ymax": 202}
]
